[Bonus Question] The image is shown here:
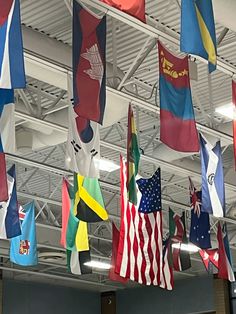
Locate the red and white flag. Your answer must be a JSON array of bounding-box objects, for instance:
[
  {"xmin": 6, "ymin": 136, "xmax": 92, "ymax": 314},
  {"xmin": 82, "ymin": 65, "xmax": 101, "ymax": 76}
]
[{"xmin": 115, "ymin": 156, "xmax": 168, "ymax": 287}]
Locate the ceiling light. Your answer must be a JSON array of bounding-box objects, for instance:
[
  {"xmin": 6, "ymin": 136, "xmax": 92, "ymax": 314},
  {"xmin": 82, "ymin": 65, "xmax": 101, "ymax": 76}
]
[
  {"xmin": 215, "ymin": 103, "xmax": 236, "ymax": 120},
  {"xmin": 94, "ymin": 158, "xmax": 120, "ymax": 173},
  {"xmin": 172, "ymin": 242, "xmax": 199, "ymax": 253},
  {"xmin": 84, "ymin": 260, "xmax": 111, "ymax": 270}
]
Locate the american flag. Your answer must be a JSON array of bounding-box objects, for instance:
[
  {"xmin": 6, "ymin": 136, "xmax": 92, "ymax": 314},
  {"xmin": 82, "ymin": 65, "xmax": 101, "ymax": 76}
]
[{"xmin": 116, "ymin": 156, "xmax": 166, "ymax": 286}]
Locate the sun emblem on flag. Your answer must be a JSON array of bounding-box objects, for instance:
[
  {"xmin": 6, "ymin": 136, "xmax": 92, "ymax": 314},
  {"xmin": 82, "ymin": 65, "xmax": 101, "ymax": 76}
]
[{"xmin": 19, "ymin": 240, "xmax": 30, "ymax": 255}]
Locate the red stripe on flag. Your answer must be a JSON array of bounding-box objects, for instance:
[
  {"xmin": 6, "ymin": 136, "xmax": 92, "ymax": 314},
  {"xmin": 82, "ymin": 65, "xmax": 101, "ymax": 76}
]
[
  {"xmin": 0, "ymin": 0, "xmax": 13, "ymax": 26},
  {"xmin": 0, "ymin": 153, "xmax": 8, "ymax": 202}
]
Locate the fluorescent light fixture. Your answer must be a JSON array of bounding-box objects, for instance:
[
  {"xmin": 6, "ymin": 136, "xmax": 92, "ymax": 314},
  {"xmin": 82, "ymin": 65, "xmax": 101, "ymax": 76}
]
[
  {"xmin": 94, "ymin": 158, "xmax": 120, "ymax": 173},
  {"xmin": 215, "ymin": 103, "xmax": 236, "ymax": 120},
  {"xmin": 172, "ymin": 242, "xmax": 199, "ymax": 253},
  {"xmin": 84, "ymin": 260, "xmax": 111, "ymax": 270}
]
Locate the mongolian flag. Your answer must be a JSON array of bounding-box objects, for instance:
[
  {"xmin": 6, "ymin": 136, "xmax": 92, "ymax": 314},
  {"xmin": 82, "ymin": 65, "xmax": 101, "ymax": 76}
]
[
  {"xmin": 158, "ymin": 41, "xmax": 199, "ymax": 153},
  {"xmin": 180, "ymin": 0, "xmax": 217, "ymax": 73},
  {"xmin": 217, "ymin": 223, "xmax": 235, "ymax": 282},
  {"xmin": 127, "ymin": 104, "xmax": 140, "ymax": 205},
  {"xmin": 232, "ymin": 80, "xmax": 236, "ymax": 170},
  {"xmin": 10, "ymin": 202, "xmax": 38, "ymax": 266},
  {"xmin": 200, "ymin": 134, "xmax": 225, "ymax": 218},
  {"xmin": 101, "ymin": 0, "xmax": 146, "ymax": 23},
  {"xmin": 73, "ymin": 0, "xmax": 106, "ymax": 125},
  {"xmin": 0, "ymin": 0, "xmax": 26, "ymax": 88},
  {"xmin": 74, "ymin": 174, "xmax": 108, "ymax": 223}
]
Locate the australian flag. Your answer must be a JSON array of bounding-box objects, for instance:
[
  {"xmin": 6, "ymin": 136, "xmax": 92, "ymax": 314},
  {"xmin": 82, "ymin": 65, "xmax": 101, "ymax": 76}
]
[
  {"xmin": 189, "ymin": 178, "xmax": 211, "ymax": 249},
  {"xmin": 0, "ymin": 0, "xmax": 26, "ymax": 88},
  {"xmin": 136, "ymin": 168, "xmax": 162, "ymax": 213}
]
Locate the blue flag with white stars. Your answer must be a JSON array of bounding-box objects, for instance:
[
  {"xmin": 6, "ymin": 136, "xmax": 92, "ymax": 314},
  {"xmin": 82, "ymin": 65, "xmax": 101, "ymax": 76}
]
[
  {"xmin": 136, "ymin": 168, "xmax": 162, "ymax": 213},
  {"xmin": 190, "ymin": 190, "xmax": 211, "ymax": 249}
]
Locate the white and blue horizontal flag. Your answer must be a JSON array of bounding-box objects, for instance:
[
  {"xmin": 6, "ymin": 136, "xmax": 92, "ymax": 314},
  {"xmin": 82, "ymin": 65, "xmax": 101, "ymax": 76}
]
[{"xmin": 200, "ymin": 133, "xmax": 225, "ymax": 218}]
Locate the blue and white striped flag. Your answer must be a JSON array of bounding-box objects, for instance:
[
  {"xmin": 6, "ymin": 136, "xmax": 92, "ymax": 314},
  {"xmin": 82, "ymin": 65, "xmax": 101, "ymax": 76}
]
[
  {"xmin": 0, "ymin": 0, "xmax": 26, "ymax": 88},
  {"xmin": 200, "ymin": 134, "xmax": 225, "ymax": 217}
]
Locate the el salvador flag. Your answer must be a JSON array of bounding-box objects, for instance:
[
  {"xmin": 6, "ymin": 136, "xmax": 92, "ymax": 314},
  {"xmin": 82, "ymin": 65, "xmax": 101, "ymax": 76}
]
[
  {"xmin": 0, "ymin": 0, "xmax": 26, "ymax": 89},
  {"xmin": 200, "ymin": 134, "xmax": 225, "ymax": 218},
  {"xmin": 10, "ymin": 202, "xmax": 38, "ymax": 266}
]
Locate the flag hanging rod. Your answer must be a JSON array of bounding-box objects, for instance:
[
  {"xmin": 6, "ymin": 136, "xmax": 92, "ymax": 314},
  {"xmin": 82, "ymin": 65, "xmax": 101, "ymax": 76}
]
[
  {"xmin": 11, "ymin": 111, "xmax": 236, "ymax": 192},
  {"xmin": 79, "ymin": 0, "xmax": 236, "ymax": 77}
]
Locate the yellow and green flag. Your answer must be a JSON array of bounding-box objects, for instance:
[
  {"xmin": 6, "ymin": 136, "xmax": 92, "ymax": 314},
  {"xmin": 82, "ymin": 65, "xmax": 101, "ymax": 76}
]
[{"xmin": 127, "ymin": 104, "xmax": 140, "ymax": 205}]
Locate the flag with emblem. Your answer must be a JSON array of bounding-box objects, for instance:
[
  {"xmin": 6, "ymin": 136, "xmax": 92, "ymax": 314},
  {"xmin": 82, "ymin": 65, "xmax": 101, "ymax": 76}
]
[
  {"xmin": 116, "ymin": 156, "xmax": 163, "ymax": 286},
  {"xmin": 73, "ymin": 0, "xmax": 106, "ymax": 124},
  {"xmin": 232, "ymin": 80, "xmax": 236, "ymax": 170},
  {"xmin": 66, "ymin": 76, "xmax": 100, "ymax": 178},
  {"xmin": 217, "ymin": 223, "xmax": 235, "ymax": 282},
  {"xmin": 127, "ymin": 104, "xmax": 140, "ymax": 205},
  {"xmin": 158, "ymin": 40, "xmax": 199, "ymax": 153},
  {"xmin": 189, "ymin": 178, "xmax": 211, "ymax": 249},
  {"xmin": 0, "ymin": 0, "xmax": 26, "ymax": 88},
  {"xmin": 180, "ymin": 0, "xmax": 217, "ymax": 73},
  {"xmin": 200, "ymin": 133, "xmax": 225, "ymax": 218},
  {"xmin": 199, "ymin": 248, "xmax": 219, "ymax": 271},
  {"xmin": 101, "ymin": 0, "xmax": 146, "ymax": 22},
  {"xmin": 10, "ymin": 202, "xmax": 38, "ymax": 266},
  {"xmin": 74, "ymin": 174, "xmax": 108, "ymax": 223}
]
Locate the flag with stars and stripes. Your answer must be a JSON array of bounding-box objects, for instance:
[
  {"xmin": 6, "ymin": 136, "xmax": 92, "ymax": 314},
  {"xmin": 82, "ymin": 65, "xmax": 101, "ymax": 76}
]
[
  {"xmin": 116, "ymin": 156, "xmax": 165, "ymax": 287},
  {"xmin": 189, "ymin": 178, "xmax": 211, "ymax": 249}
]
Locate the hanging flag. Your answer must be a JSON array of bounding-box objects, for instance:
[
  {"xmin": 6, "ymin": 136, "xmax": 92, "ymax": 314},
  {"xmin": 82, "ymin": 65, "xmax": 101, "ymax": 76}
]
[
  {"xmin": 0, "ymin": 88, "xmax": 14, "ymax": 201},
  {"xmin": 180, "ymin": 0, "xmax": 217, "ymax": 73},
  {"xmin": 74, "ymin": 174, "xmax": 108, "ymax": 223},
  {"xmin": 199, "ymin": 248, "xmax": 219, "ymax": 271},
  {"xmin": 101, "ymin": 0, "xmax": 146, "ymax": 23},
  {"xmin": 189, "ymin": 178, "xmax": 211, "ymax": 249},
  {"xmin": 158, "ymin": 41, "xmax": 199, "ymax": 153},
  {"xmin": 169, "ymin": 207, "xmax": 184, "ymax": 241},
  {"xmin": 159, "ymin": 237, "xmax": 174, "ymax": 291},
  {"xmin": 127, "ymin": 104, "xmax": 140, "ymax": 205},
  {"xmin": 217, "ymin": 223, "xmax": 235, "ymax": 282},
  {"xmin": 109, "ymin": 223, "xmax": 128, "ymax": 283},
  {"xmin": 0, "ymin": 0, "xmax": 26, "ymax": 88},
  {"xmin": 232, "ymin": 80, "xmax": 236, "ymax": 170},
  {"xmin": 66, "ymin": 95, "xmax": 100, "ymax": 178},
  {"xmin": 61, "ymin": 179, "xmax": 73, "ymax": 248},
  {"xmin": 73, "ymin": 0, "xmax": 106, "ymax": 124},
  {"xmin": 0, "ymin": 95, "xmax": 15, "ymax": 153},
  {"xmin": 169, "ymin": 211, "xmax": 191, "ymax": 272},
  {"xmin": 116, "ymin": 156, "xmax": 163, "ymax": 286},
  {"xmin": 67, "ymin": 249, "xmax": 92, "ymax": 275},
  {"xmin": 200, "ymin": 133, "xmax": 225, "ymax": 218},
  {"xmin": 10, "ymin": 202, "xmax": 38, "ymax": 266}
]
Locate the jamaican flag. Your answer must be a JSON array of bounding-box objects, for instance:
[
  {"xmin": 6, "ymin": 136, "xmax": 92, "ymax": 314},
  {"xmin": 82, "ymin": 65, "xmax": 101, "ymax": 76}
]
[
  {"xmin": 75, "ymin": 174, "xmax": 108, "ymax": 223},
  {"xmin": 127, "ymin": 104, "xmax": 140, "ymax": 205}
]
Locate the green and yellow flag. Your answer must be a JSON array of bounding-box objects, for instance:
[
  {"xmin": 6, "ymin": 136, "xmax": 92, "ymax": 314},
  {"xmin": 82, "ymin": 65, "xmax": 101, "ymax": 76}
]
[
  {"xmin": 127, "ymin": 104, "xmax": 140, "ymax": 205},
  {"xmin": 74, "ymin": 174, "xmax": 108, "ymax": 223}
]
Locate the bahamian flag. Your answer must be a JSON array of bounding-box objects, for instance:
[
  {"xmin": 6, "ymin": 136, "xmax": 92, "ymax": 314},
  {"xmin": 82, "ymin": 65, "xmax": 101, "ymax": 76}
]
[
  {"xmin": 158, "ymin": 41, "xmax": 199, "ymax": 153},
  {"xmin": 75, "ymin": 174, "xmax": 108, "ymax": 223},
  {"xmin": 10, "ymin": 202, "xmax": 38, "ymax": 266},
  {"xmin": 200, "ymin": 134, "xmax": 225, "ymax": 218},
  {"xmin": 73, "ymin": 0, "xmax": 106, "ymax": 125},
  {"xmin": 180, "ymin": 0, "xmax": 217, "ymax": 73},
  {"xmin": 127, "ymin": 104, "xmax": 140, "ymax": 205},
  {"xmin": 0, "ymin": 0, "xmax": 26, "ymax": 88}
]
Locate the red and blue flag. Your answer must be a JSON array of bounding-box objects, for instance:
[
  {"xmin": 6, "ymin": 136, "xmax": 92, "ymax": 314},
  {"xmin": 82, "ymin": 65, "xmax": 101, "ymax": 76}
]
[
  {"xmin": 158, "ymin": 41, "xmax": 199, "ymax": 153},
  {"xmin": 73, "ymin": 0, "xmax": 106, "ymax": 125},
  {"xmin": 0, "ymin": 0, "xmax": 26, "ymax": 88}
]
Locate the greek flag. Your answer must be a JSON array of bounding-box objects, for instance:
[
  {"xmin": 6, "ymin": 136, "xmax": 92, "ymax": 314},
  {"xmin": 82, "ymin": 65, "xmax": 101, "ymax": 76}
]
[{"xmin": 200, "ymin": 134, "xmax": 225, "ymax": 217}]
